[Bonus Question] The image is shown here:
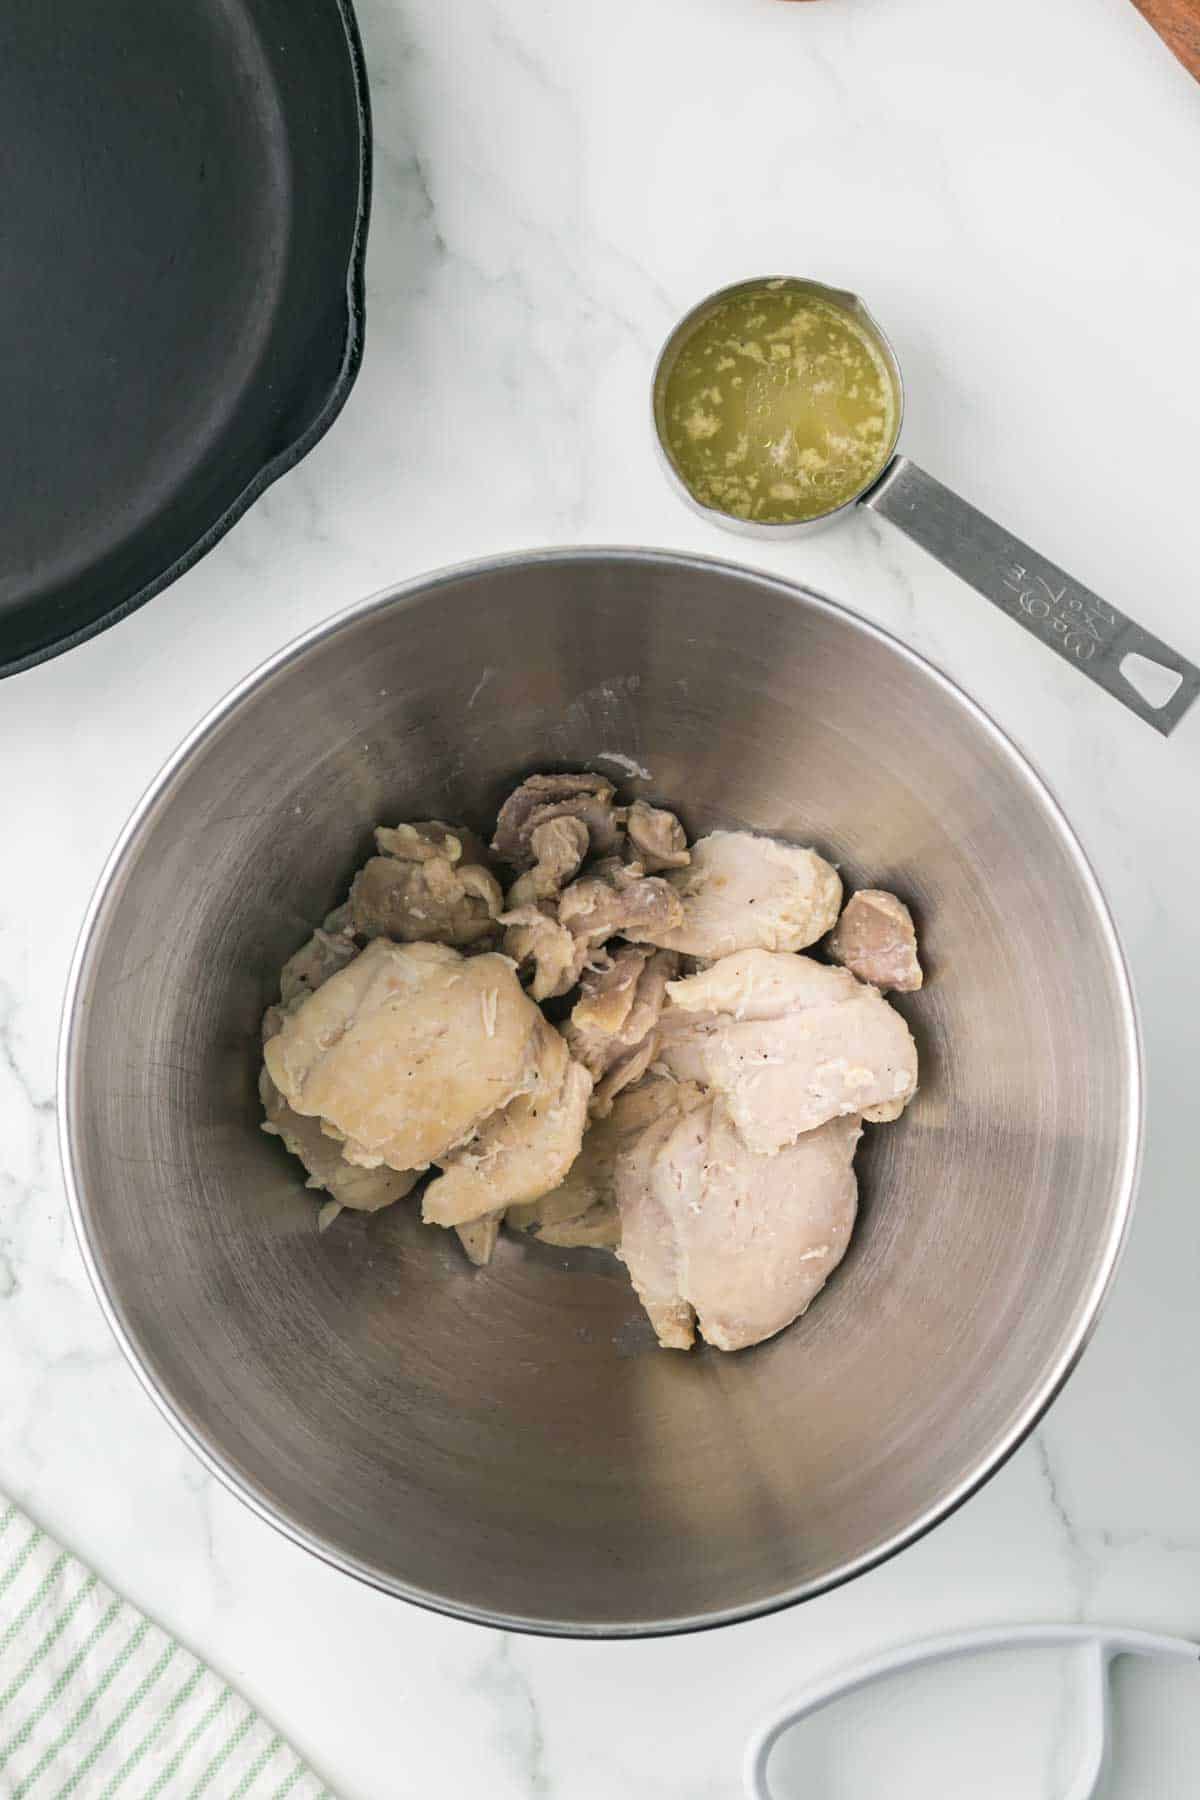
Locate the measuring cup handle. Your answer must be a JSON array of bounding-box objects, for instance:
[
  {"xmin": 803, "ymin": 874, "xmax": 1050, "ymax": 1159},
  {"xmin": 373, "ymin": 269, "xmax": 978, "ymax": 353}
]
[{"xmin": 861, "ymin": 455, "xmax": 1200, "ymax": 736}]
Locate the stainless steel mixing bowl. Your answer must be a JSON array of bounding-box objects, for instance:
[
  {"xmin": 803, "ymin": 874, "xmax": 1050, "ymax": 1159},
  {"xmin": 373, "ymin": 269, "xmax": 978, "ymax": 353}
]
[{"xmin": 60, "ymin": 549, "xmax": 1141, "ymax": 1636}]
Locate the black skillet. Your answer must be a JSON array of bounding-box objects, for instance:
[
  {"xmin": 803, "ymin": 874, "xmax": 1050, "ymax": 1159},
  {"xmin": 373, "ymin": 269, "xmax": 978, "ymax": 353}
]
[{"xmin": 1, "ymin": 0, "xmax": 370, "ymax": 678}]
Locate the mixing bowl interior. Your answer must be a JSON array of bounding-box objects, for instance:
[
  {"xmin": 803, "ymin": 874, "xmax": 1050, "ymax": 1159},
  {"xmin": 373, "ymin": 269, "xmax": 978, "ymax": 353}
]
[{"xmin": 62, "ymin": 550, "xmax": 1139, "ymax": 1634}]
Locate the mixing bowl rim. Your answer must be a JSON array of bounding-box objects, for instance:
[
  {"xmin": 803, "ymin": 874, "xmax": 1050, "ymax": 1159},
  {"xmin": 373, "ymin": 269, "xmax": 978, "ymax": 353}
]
[{"xmin": 58, "ymin": 544, "xmax": 1144, "ymax": 1638}]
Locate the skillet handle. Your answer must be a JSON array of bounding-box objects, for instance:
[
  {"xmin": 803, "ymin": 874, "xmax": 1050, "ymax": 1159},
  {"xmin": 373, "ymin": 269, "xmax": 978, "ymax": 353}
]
[{"xmin": 861, "ymin": 455, "xmax": 1200, "ymax": 736}]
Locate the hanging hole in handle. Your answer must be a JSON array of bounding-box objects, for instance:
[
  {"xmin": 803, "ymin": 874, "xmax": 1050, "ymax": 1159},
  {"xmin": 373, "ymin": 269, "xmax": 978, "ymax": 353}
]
[
  {"xmin": 758, "ymin": 1647, "xmax": 1093, "ymax": 1799},
  {"xmin": 1119, "ymin": 652, "xmax": 1184, "ymax": 711},
  {"xmin": 1100, "ymin": 1654, "xmax": 1200, "ymax": 1797}
]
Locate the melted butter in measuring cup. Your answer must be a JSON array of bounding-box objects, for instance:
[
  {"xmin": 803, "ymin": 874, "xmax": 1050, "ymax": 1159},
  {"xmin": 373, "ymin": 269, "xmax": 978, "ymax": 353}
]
[
  {"xmin": 658, "ymin": 280, "xmax": 897, "ymax": 524},
  {"xmin": 653, "ymin": 275, "xmax": 1200, "ymax": 733}
]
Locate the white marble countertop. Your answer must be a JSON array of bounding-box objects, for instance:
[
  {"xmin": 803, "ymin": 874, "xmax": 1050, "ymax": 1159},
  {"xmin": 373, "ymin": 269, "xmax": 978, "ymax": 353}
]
[{"xmin": 4, "ymin": 0, "xmax": 1200, "ymax": 1793}]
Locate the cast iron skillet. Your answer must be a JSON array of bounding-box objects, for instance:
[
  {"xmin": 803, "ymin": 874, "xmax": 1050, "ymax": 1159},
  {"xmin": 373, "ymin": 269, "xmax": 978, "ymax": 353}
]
[{"xmin": 1, "ymin": 0, "xmax": 370, "ymax": 678}]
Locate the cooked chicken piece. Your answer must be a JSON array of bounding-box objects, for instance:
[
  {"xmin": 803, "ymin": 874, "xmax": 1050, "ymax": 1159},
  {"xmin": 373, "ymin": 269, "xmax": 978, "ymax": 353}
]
[
  {"xmin": 423, "ymin": 1021, "xmax": 592, "ymax": 1226},
  {"xmin": 592, "ymin": 1035, "xmax": 660, "ymax": 1116},
  {"xmin": 455, "ymin": 1212, "xmax": 504, "ymax": 1266},
  {"xmin": 508, "ymin": 1077, "xmax": 688, "ymax": 1250},
  {"xmin": 278, "ymin": 925, "xmax": 359, "ymax": 1006},
  {"xmin": 861, "ymin": 1095, "xmax": 907, "ymax": 1123},
  {"xmin": 616, "ymin": 1097, "xmax": 861, "ymax": 1352},
  {"xmin": 625, "ymin": 800, "xmax": 690, "ymax": 872},
  {"xmin": 506, "ymin": 816, "xmax": 589, "ymax": 908},
  {"xmin": 611, "ymin": 1083, "xmax": 710, "ymax": 1348},
  {"xmin": 261, "ymin": 992, "xmax": 418, "ymax": 1210},
  {"xmin": 557, "ymin": 865, "xmax": 684, "ymax": 955},
  {"xmin": 492, "ymin": 772, "xmax": 624, "ymax": 869},
  {"xmin": 263, "ymin": 920, "xmax": 418, "ymax": 1211},
  {"xmin": 259, "ymin": 1066, "xmax": 419, "ymax": 1213},
  {"xmin": 261, "ymin": 1003, "xmax": 291, "ymax": 1045},
  {"xmin": 827, "ymin": 889, "xmax": 923, "ymax": 993},
  {"xmin": 630, "ymin": 830, "xmax": 841, "ymax": 959},
  {"xmin": 534, "ymin": 1206, "xmax": 621, "ymax": 1249},
  {"xmin": 500, "ymin": 903, "xmax": 588, "ymax": 1003},
  {"xmin": 321, "ymin": 900, "xmax": 357, "ymax": 936},
  {"xmin": 374, "ymin": 819, "xmax": 489, "ymax": 868},
  {"xmin": 569, "ymin": 944, "xmax": 653, "ymax": 1051},
  {"xmin": 661, "ymin": 950, "xmax": 917, "ymax": 1153},
  {"xmin": 565, "ymin": 945, "xmax": 679, "ymax": 1115},
  {"xmin": 502, "ymin": 863, "xmax": 682, "ymax": 1003},
  {"xmin": 350, "ymin": 831, "xmax": 503, "ymax": 949},
  {"xmin": 585, "ymin": 854, "xmax": 649, "ymax": 891},
  {"xmin": 264, "ymin": 940, "xmax": 544, "ymax": 1172}
]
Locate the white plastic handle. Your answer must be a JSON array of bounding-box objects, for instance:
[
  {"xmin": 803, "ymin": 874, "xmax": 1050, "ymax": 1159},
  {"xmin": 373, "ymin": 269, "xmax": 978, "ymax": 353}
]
[{"xmin": 744, "ymin": 1623, "xmax": 1200, "ymax": 1800}]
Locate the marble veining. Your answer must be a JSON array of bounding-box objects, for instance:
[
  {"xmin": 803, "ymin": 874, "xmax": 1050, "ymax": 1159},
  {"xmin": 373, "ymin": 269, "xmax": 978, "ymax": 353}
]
[{"xmin": 3, "ymin": 0, "xmax": 1200, "ymax": 1793}]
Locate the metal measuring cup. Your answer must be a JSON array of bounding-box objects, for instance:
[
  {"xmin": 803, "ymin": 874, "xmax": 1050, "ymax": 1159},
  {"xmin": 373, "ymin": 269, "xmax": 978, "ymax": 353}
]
[{"xmin": 652, "ymin": 278, "xmax": 1199, "ymax": 736}]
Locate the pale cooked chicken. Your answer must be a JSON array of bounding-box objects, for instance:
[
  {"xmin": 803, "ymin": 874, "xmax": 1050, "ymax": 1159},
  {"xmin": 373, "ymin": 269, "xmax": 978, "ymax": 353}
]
[
  {"xmin": 556, "ymin": 863, "xmax": 683, "ymax": 955},
  {"xmin": 625, "ymin": 800, "xmax": 690, "ymax": 872},
  {"xmin": 259, "ymin": 768, "xmax": 927, "ymax": 1349},
  {"xmin": 278, "ymin": 918, "xmax": 359, "ymax": 1005},
  {"xmin": 631, "ymin": 830, "xmax": 842, "ymax": 959},
  {"xmin": 827, "ymin": 889, "xmax": 923, "ymax": 993},
  {"xmin": 454, "ymin": 1213, "xmax": 504, "ymax": 1267},
  {"xmin": 263, "ymin": 939, "xmax": 545, "ymax": 1172},
  {"xmin": 492, "ymin": 773, "xmax": 623, "ymax": 868},
  {"xmin": 261, "ymin": 918, "xmax": 414, "ymax": 1212},
  {"xmin": 499, "ymin": 904, "xmax": 585, "ymax": 1003},
  {"xmin": 508, "ymin": 1078, "xmax": 684, "ymax": 1249},
  {"xmin": 423, "ymin": 1019, "xmax": 592, "ymax": 1226},
  {"xmin": 350, "ymin": 820, "xmax": 503, "ymax": 948},
  {"xmin": 260, "ymin": 1066, "xmax": 419, "ymax": 1213},
  {"xmin": 564, "ymin": 945, "xmax": 678, "ymax": 1115},
  {"xmin": 616, "ymin": 1096, "xmax": 861, "ymax": 1351},
  {"xmin": 659, "ymin": 949, "xmax": 917, "ymax": 1152},
  {"xmin": 374, "ymin": 820, "xmax": 489, "ymax": 867},
  {"xmin": 506, "ymin": 817, "xmax": 590, "ymax": 908},
  {"xmin": 502, "ymin": 859, "xmax": 683, "ymax": 1001}
]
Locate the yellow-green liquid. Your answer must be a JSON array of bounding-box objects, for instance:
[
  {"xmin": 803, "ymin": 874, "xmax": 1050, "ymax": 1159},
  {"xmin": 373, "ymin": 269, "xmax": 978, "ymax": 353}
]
[{"xmin": 661, "ymin": 283, "xmax": 897, "ymax": 524}]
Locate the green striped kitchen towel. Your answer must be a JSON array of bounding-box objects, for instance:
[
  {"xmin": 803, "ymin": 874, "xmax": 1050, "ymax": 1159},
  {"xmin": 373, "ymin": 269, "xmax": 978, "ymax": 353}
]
[{"xmin": 0, "ymin": 1497, "xmax": 332, "ymax": 1799}]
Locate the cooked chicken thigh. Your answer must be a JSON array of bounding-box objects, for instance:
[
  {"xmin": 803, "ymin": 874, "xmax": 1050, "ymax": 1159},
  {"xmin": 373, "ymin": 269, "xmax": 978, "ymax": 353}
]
[
  {"xmin": 374, "ymin": 820, "xmax": 489, "ymax": 867},
  {"xmin": 259, "ymin": 1066, "xmax": 419, "ymax": 1213},
  {"xmin": 509, "ymin": 1077, "xmax": 686, "ymax": 1249},
  {"xmin": 565, "ymin": 945, "xmax": 678, "ymax": 1115},
  {"xmin": 616, "ymin": 1097, "xmax": 861, "ymax": 1352},
  {"xmin": 502, "ymin": 861, "xmax": 683, "ymax": 1001},
  {"xmin": 827, "ymin": 889, "xmax": 923, "ymax": 993},
  {"xmin": 557, "ymin": 864, "xmax": 684, "ymax": 952},
  {"xmin": 263, "ymin": 918, "xmax": 414, "ymax": 1210},
  {"xmin": 625, "ymin": 800, "xmax": 690, "ymax": 872},
  {"xmin": 260, "ymin": 774, "xmax": 926, "ymax": 1349},
  {"xmin": 506, "ymin": 816, "xmax": 590, "ymax": 908},
  {"xmin": 350, "ymin": 820, "xmax": 503, "ymax": 948},
  {"xmin": 263, "ymin": 939, "xmax": 545, "ymax": 1172},
  {"xmin": 278, "ymin": 920, "xmax": 359, "ymax": 1005},
  {"xmin": 631, "ymin": 830, "xmax": 842, "ymax": 959},
  {"xmin": 423, "ymin": 1020, "xmax": 592, "ymax": 1227},
  {"xmin": 454, "ymin": 1213, "xmax": 504, "ymax": 1267},
  {"xmin": 660, "ymin": 949, "xmax": 917, "ymax": 1153},
  {"xmin": 499, "ymin": 904, "xmax": 587, "ymax": 1003},
  {"xmin": 492, "ymin": 772, "xmax": 623, "ymax": 867}
]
